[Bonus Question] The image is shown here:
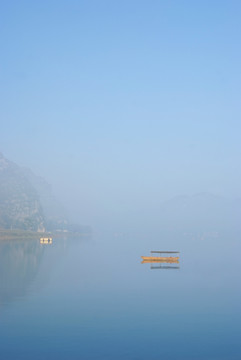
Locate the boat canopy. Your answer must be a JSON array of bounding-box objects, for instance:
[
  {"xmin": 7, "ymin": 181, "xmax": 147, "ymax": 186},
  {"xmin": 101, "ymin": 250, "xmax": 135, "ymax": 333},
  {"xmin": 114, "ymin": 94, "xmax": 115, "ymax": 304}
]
[{"xmin": 150, "ymin": 251, "xmax": 180, "ymax": 254}]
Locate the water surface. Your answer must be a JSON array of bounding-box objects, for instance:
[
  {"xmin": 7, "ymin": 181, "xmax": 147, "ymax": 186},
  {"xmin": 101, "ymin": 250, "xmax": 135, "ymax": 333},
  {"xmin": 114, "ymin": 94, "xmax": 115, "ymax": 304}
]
[{"xmin": 0, "ymin": 231, "xmax": 241, "ymax": 359}]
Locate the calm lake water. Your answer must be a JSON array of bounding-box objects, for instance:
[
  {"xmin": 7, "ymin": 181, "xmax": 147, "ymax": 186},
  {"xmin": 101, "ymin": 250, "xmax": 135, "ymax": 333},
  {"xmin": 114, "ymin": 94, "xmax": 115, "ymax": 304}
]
[{"xmin": 0, "ymin": 230, "xmax": 241, "ymax": 360}]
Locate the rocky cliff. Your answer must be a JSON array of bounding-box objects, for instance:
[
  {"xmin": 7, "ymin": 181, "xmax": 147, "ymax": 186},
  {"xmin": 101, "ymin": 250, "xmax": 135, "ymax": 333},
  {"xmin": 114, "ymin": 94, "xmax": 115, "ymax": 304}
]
[
  {"xmin": 0, "ymin": 153, "xmax": 46, "ymax": 231},
  {"xmin": 0, "ymin": 153, "xmax": 66, "ymax": 232}
]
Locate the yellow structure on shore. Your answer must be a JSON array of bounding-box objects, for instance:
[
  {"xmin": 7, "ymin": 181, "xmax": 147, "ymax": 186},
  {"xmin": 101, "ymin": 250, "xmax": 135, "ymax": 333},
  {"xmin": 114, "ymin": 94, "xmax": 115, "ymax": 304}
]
[{"xmin": 40, "ymin": 237, "xmax": 52, "ymax": 244}]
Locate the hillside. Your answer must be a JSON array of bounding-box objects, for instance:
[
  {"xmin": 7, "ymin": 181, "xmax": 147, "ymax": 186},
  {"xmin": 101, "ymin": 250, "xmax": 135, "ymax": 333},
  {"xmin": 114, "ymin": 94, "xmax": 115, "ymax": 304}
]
[
  {"xmin": 0, "ymin": 153, "xmax": 69, "ymax": 232},
  {"xmin": 0, "ymin": 153, "xmax": 46, "ymax": 231}
]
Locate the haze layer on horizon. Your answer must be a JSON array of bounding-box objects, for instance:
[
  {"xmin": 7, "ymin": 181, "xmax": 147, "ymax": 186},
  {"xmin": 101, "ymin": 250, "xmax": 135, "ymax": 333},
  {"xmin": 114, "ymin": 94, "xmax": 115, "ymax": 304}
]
[{"xmin": 1, "ymin": 1, "xmax": 240, "ymax": 230}]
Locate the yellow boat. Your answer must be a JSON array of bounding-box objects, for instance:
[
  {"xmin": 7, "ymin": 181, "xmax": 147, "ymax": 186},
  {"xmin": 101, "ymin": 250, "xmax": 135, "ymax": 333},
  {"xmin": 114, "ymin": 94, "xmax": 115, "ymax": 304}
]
[
  {"xmin": 141, "ymin": 256, "xmax": 179, "ymax": 262},
  {"xmin": 141, "ymin": 251, "xmax": 179, "ymax": 264}
]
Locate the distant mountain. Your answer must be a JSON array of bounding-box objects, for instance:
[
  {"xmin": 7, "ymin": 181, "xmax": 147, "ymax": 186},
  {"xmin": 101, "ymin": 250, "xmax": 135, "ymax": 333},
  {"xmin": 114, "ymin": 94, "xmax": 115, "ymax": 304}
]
[
  {"xmin": 0, "ymin": 152, "xmax": 70, "ymax": 232},
  {"xmin": 158, "ymin": 193, "xmax": 241, "ymax": 233},
  {"xmin": 20, "ymin": 166, "xmax": 69, "ymax": 232}
]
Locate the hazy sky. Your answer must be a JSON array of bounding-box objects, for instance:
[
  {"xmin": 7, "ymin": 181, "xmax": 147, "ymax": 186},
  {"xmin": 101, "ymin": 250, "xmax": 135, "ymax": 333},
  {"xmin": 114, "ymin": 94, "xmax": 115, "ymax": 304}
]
[{"xmin": 1, "ymin": 1, "xmax": 241, "ymax": 227}]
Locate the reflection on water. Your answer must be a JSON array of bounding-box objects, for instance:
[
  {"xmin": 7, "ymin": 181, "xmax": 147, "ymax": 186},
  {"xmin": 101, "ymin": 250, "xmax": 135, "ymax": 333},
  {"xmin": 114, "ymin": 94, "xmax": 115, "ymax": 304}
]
[
  {"xmin": 0, "ymin": 237, "xmax": 70, "ymax": 306},
  {"xmin": 142, "ymin": 259, "xmax": 179, "ymax": 270},
  {"xmin": 0, "ymin": 240, "xmax": 44, "ymax": 305},
  {"xmin": 151, "ymin": 265, "xmax": 180, "ymax": 270},
  {"xmin": 0, "ymin": 233, "xmax": 241, "ymax": 360}
]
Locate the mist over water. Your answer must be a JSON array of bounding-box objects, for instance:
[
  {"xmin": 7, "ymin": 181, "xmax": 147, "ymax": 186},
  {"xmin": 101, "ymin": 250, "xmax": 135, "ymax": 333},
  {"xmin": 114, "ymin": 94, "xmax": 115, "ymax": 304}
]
[
  {"xmin": 1, "ymin": 1, "xmax": 241, "ymax": 358},
  {"xmin": 1, "ymin": 224, "xmax": 241, "ymax": 360}
]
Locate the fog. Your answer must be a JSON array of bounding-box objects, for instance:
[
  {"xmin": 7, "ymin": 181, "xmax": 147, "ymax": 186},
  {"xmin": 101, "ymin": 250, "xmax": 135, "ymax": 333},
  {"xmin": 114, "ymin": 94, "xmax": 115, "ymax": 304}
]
[{"xmin": 1, "ymin": 1, "xmax": 241, "ymax": 234}]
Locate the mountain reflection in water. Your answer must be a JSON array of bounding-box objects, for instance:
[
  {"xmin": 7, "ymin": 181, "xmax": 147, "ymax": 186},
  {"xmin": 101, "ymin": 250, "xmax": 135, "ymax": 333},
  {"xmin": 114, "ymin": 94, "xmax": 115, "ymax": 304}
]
[
  {"xmin": 0, "ymin": 237, "xmax": 69, "ymax": 307},
  {"xmin": 0, "ymin": 240, "xmax": 44, "ymax": 305}
]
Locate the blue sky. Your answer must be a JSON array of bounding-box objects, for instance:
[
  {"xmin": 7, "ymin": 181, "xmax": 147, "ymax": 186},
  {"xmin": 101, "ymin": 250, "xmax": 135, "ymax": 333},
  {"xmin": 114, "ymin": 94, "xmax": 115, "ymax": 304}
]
[{"xmin": 1, "ymin": 1, "xmax": 241, "ymax": 227}]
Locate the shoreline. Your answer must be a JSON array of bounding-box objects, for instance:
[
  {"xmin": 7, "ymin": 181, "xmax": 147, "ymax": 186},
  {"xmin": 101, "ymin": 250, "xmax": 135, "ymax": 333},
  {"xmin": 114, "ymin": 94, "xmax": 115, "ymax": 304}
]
[{"xmin": 0, "ymin": 229, "xmax": 91, "ymax": 241}]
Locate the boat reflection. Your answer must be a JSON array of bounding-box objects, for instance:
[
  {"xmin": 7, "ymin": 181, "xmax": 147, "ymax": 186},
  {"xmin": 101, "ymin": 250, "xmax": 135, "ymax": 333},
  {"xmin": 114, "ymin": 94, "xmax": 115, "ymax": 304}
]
[{"xmin": 151, "ymin": 265, "xmax": 180, "ymax": 270}]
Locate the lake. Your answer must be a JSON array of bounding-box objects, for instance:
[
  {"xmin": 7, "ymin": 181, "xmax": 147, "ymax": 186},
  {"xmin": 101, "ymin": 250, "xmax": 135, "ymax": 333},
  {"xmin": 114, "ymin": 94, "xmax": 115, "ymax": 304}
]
[{"xmin": 0, "ymin": 230, "xmax": 241, "ymax": 359}]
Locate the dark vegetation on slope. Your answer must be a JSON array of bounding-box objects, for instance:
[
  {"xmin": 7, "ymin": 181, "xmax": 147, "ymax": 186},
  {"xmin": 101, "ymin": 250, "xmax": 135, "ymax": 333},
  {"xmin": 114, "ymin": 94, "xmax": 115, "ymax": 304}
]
[{"xmin": 0, "ymin": 152, "xmax": 89, "ymax": 235}]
